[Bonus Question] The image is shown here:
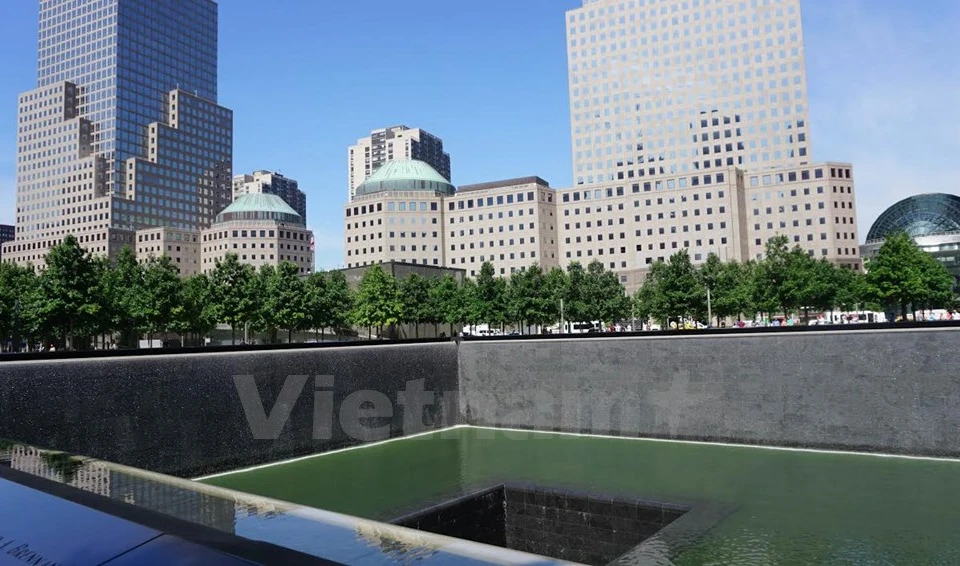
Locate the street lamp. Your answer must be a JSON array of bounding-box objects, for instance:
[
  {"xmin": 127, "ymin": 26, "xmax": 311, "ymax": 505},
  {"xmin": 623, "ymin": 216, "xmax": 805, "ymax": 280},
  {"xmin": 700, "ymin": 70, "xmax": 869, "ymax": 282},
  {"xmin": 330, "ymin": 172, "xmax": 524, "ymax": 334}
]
[
  {"xmin": 13, "ymin": 298, "xmax": 20, "ymax": 353},
  {"xmin": 706, "ymin": 286, "xmax": 712, "ymax": 328}
]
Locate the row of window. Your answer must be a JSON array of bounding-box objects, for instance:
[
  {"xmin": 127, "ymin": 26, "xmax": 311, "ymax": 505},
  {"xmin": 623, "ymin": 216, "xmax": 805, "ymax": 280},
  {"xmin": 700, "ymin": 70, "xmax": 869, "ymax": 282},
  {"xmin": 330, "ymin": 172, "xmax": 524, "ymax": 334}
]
[
  {"xmin": 451, "ymin": 191, "xmax": 540, "ymax": 210},
  {"xmin": 450, "ymin": 208, "xmax": 538, "ymax": 222},
  {"xmin": 450, "ymin": 251, "xmax": 538, "ymax": 265},
  {"xmin": 749, "ymin": 167, "xmax": 851, "ymax": 187}
]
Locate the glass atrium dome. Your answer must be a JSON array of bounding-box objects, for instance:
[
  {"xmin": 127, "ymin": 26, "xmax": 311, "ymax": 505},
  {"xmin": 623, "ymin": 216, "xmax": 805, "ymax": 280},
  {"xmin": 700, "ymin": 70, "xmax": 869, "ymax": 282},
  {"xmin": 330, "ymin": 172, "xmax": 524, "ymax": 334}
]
[
  {"xmin": 865, "ymin": 193, "xmax": 960, "ymax": 243},
  {"xmin": 355, "ymin": 159, "xmax": 455, "ymax": 197}
]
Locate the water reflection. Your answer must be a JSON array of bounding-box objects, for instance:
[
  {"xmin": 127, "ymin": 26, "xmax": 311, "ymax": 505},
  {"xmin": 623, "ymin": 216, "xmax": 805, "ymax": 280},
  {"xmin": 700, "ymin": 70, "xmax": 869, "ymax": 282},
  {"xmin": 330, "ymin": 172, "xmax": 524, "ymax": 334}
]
[{"xmin": 0, "ymin": 439, "xmax": 559, "ymax": 565}]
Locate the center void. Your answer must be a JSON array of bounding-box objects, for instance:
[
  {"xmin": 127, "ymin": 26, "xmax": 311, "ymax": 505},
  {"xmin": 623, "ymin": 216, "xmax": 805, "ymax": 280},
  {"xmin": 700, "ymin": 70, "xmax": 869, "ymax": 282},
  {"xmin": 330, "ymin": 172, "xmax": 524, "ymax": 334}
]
[{"xmin": 391, "ymin": 484, "xmax": 687, "ymax": 565}]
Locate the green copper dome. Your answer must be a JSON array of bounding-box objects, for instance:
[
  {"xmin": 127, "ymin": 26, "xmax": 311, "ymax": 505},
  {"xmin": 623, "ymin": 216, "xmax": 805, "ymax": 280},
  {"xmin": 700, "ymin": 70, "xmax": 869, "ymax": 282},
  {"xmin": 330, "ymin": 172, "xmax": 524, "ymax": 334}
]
[
  {"xmin": 356, "ymin": 159, "xmax": 455, "ymax": 197},
  {"xmin": 216, "ymin": 193, "xmax": 303, "ymax": 225}
]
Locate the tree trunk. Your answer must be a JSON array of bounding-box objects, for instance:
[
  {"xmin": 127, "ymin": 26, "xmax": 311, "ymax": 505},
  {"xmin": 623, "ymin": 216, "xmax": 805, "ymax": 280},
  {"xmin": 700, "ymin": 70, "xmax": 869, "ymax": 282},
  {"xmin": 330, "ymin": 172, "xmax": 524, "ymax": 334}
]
[
  {"xmin": 231, "ymin": 326, "xmax": 236, "ymax": 345},
  {"xmin": 288, "ymin": 328, "xmax": 293, "ymax": 343},
  {"xmin": 901, "ymin": 301, "xmax": 908, "ymax": 321},
  {"xmin": 321, "ymin": 328, "xmax": 325, "ymax": 342},
  {"xmin": 415, "ymin": 324, "xmax": 419, "ymax": 339}
]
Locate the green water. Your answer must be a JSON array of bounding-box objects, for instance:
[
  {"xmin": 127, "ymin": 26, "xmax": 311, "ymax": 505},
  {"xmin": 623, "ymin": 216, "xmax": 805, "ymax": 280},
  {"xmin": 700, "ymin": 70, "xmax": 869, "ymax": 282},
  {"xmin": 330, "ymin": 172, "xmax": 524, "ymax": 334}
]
[{"xmin": 203, "ymin": 428, "xmax": 960, "ymax": 564}]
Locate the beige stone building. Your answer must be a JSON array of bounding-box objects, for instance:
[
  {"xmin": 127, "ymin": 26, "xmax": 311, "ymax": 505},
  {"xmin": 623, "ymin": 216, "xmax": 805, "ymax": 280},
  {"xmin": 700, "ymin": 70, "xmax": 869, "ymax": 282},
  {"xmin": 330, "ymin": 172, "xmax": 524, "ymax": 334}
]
[
  {"xmin": 345, "ymin": 160, "xmax": 859, "ymax": 293},
  {"xmin": 201, "ymin": 193, "xmax": 314, "ymax": 275},
  {"xmin": 446, "ymin": 177, "xmax": 560, "ymax": 277},
  {"xmin": 131, "ymin": 193, "xmax": 315, "ymax": 277},
  {"xmin": 135, "ymin": 227, "xmax": 202, "ymax": 277},
  {"xmin": 348, "ymin": 125, "xmax": 451, "ymax": 201},
  {"xmin": 557, "ymin": 162, "xmax": 859, "ymax": 292},
  {"xmin": 346, "ymin": 160, "xmax": 453, "ymax": 268},
  {"xmin": 743, "ymin": 162, "xmax": 858, "ymax": 268}
]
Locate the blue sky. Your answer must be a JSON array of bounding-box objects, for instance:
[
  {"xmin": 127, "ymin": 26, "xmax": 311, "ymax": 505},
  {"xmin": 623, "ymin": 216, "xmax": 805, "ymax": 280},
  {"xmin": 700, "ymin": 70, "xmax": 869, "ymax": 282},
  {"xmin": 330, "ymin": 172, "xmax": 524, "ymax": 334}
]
[{"xmin": 0, "ymin": 0, "xmax": 957, "ymax": 269}]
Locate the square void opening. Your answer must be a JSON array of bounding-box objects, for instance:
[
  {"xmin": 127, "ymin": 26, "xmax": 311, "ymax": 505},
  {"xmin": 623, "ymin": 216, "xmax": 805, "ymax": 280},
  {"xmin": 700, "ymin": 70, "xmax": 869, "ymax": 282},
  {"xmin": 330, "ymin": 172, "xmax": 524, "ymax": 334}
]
[{"xmin": 392, "ymin": 484, "xmax": 687, "ymax": 565}]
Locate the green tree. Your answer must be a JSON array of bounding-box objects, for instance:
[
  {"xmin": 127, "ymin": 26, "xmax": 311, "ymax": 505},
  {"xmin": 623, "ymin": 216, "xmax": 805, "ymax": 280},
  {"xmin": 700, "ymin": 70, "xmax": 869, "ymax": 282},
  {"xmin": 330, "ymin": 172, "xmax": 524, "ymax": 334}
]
[
  {"xmin": 399, "ymin": 273, "xmax": 432, "ymax": 338},
  {"xmin": 833, "ymin": 266, "xmax": 866, "ymax": 314},
  {"xmin": 561, "ymin": 262, "xmax": 590, "ymax": 330},
  {"xmin": 263, "ymin": 261, "xmax": 309, "ymax": 343},
  {"xmin": 584, "ymin": 260, "xmax": 630, "ymax": 324},
  {"xmin": 633, "ymin": 262, "xmax": 664, "ymax": 327},
  {"xmin": 304, "ymin": 271, "xmax": 330, "ymax": 341},
  {"xmin": 700, "ymin": 255, "xmax": 750, "ymax": 324},
  {"xmin": 801, "ymin": 259, "xmax": 841, "ymax": 319},
  {"xmin": 753, "ymin": 235, "xmax": 791, "ymax": 318},
  {"xmin": 459, "ymin": 278, "xmax": 480, "ymax": 328},
  {"xmin": 656, "ymin": 249, "xmax": 706, "ymax": 325},
  {"xmin": 141, "ymin": 256, "xmax": 183, "ymax": 344},
  {"xmin": 0, "ymin": 263, "xmax": 37, "ymax": 351},
  {"xmin": 726, "ymin": 260, "xmax": 758, "ymax": 322},
  {"xmin": 780, "ymin": 246, "xmax": 819, "ymax": 319},
  {"xmin": 474, "ymin": 262, "xmax": 507, "ymax": 328},
  {"xmin": 430, "ymin": 275, "xmax": 463, "ymax": 336},
  {"xmin": 543, "ymin": 266, "xmax": 568, "ymax": 328},
  {"xmin": 865, "ymin": 232, "xmax": 953, "ymax": 320},
  {"xmin": 101, "ymin": 246, "xmax": 147, "ymax": 346},
  {"xmin": 352, "ymin": 265, "xmax": 401, "ymax": 338},
  {"xmin": 36, "ymin": 235, "xmax": 102, "ymax": 349},
  {"xmin": 917, "ymin": 251, "xmax": 956, "ymax": 313},
  {"xmin": 420, "ymin": 276, "xmax": 443, "ymax": 336},
  {"xmin": 172, "ymin": 273, "xmax": 218, "ymax": 346},
  {"xmin": 506, "ymin": 265, "xmax": 550, "ymax": 333},
  {"xmin": 324, "ymin": 270, "xmax": 354, "ymax": 339},
  {"xmin": 209, "ymin": 253, "xmax": 257, "ymax": 344}
]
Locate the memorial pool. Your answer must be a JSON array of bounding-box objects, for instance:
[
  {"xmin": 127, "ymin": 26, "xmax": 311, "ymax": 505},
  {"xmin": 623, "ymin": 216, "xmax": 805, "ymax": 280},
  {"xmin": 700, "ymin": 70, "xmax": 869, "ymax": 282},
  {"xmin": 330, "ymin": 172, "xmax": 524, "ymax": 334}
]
[{"xmin": 202, "ymin": 426, "xmax": 960, "ymax": 565}]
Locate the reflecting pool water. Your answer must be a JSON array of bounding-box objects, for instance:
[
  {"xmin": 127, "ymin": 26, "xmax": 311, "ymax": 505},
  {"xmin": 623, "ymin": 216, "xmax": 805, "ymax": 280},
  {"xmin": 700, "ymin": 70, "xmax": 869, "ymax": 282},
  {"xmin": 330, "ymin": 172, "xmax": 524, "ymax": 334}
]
[{"xmin": 202, "ymin": 426, "xmax": 960, "ymax": 565}]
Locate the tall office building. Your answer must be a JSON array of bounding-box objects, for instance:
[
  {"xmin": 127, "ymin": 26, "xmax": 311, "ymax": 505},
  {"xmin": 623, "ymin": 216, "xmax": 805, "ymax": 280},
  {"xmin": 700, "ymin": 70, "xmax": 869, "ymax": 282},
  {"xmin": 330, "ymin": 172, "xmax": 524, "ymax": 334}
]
[
  {"xmin": 567, "ymin": 0, "xmax": 810, "ymax": 185},
  {"xmin": 348, "ymin": 125, "xmax": 451, "ymax": 201},
  {"xmin": 233, "ymin": 170, "xmax": 307, "ymax": 221},
  {"xmin": 3, "ymin": 0, "xmax": 232, "ymax": 267}
]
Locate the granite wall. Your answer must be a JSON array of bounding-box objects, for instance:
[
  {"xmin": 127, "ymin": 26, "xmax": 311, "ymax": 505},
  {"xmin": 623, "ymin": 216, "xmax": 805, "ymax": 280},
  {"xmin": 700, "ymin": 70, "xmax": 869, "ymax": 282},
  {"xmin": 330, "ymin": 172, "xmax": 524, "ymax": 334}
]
[
  {"xmin": 0, "ymin": 342, "xmax": 458, "ymax": 477},
  {"xmin": 458, "ymin": 328, "xmax": 960, "ymax": 458},
  {"xmin": 3, "ymin": 327, "xmax": 959, "ymax": 479}
]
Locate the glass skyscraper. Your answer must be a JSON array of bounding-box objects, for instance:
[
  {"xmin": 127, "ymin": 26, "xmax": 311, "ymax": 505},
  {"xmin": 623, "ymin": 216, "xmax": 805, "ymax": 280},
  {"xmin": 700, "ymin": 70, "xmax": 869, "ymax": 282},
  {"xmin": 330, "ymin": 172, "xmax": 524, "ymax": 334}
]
[{"xmin": 5, "ymin": 0, "xmax": 232, "ymax": 266}]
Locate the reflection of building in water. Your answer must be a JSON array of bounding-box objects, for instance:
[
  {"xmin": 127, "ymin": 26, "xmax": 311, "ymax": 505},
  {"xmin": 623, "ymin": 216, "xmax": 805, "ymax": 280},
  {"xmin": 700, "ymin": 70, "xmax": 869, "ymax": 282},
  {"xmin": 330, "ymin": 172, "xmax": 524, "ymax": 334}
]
[
  {"xmin": 109, "ymin": 471, "xmax": 237, "ymax": 534},
  {"xmin": 0, "ymin": 444, "xmax": 236, "ymax": 534},
  {"xmin": 5, "ymin": 445, "xmax": 111, "ymax": 496},
  {"xmin": 356, "ymin": 523, "xmax": 439, "ymax": 564}
]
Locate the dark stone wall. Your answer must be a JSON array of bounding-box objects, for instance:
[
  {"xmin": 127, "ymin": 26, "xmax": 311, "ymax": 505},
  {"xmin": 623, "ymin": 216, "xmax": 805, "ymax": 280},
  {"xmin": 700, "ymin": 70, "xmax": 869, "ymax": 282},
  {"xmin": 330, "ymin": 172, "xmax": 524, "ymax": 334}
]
[
  {"xmin": 393, "ymin": 487, "xmax": 505, "ymax": 547},
  {"xmin": 503, "ymin": 487, "xmax": 681, "ymax": 565},
  {"xmin": 458, "ymin": 328, "xmax": 960, "ymax": 457},
  {"xmin": 4, "ymin": 326, "xmax": 960, "ymax": 480},
  {"xmin": 0, "ymin": 343, "xmax": 458, "ymax": 477},
  {"xmin": 392, "ymin": 484, "xmax": 681, "ymax": 566}
]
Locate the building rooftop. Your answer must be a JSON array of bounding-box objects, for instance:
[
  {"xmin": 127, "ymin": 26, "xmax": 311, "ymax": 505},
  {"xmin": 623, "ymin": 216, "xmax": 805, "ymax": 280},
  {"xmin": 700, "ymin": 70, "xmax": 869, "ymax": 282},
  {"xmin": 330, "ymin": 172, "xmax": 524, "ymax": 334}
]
[
  {"xmin": 457, "ymin": 176, "xmax": 550, "ymax": 193},
  {"xmin": 215, "ymin": 193, "xmax": 303, "ymax": 225},
  {"xmin": 355, "ymin": 159, "xmax": 455, "ymax": 197}
]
